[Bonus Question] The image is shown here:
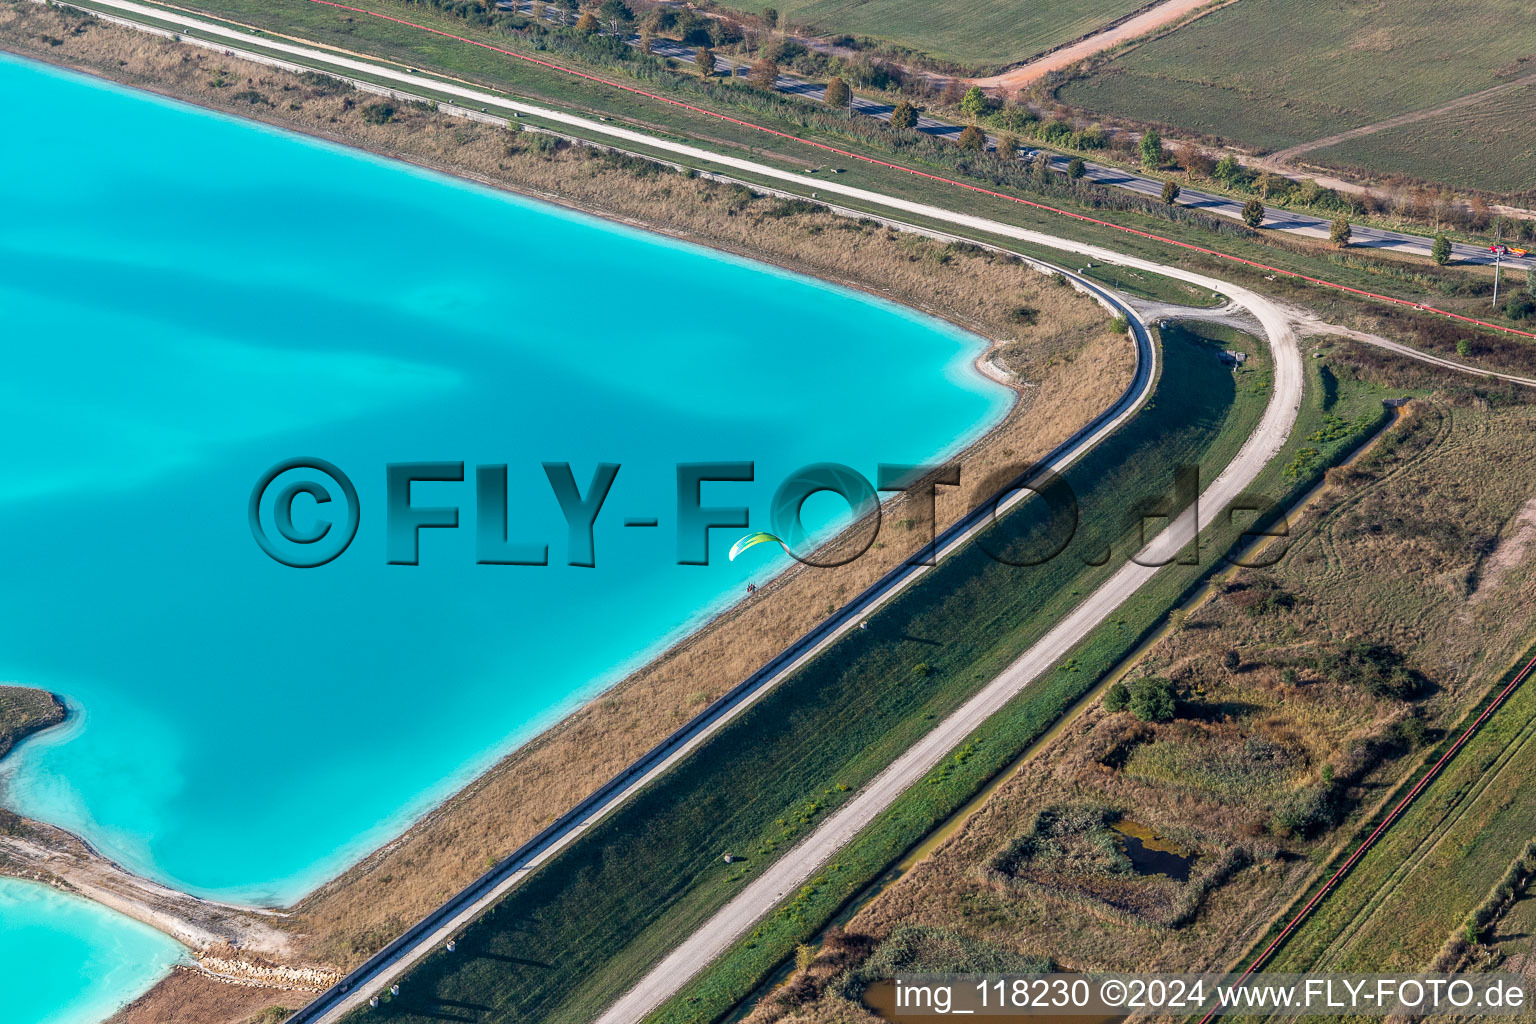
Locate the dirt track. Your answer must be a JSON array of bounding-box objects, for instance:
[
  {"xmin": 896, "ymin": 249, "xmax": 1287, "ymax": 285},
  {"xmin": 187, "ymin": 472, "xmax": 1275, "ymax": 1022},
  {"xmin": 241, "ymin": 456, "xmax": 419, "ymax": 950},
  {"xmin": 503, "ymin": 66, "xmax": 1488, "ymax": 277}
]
[
  {"xmin": 966, "ymin": 0, "xmax": 1221, "ymax": 91},
  {"xmin": 1265, "ymin": 71, "xmax": 1536, "ymax": 167}
]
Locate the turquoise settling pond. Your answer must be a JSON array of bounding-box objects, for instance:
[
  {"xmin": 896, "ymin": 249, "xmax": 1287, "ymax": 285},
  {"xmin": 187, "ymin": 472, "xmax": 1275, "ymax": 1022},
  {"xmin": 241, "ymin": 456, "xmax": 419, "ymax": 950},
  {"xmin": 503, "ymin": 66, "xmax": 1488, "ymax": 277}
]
[
  {"xmin": 0, "ymin": 878, "xmax": 184, "ymax": 1024},
  {"xmin": 2, "ymin": 52, "xmax": 1011, "ymax": 1015}
]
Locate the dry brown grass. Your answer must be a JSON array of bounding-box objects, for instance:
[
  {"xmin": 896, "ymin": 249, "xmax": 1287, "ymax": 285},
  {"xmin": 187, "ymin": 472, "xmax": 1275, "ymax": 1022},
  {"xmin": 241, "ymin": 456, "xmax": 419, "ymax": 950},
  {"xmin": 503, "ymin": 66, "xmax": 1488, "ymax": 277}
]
[
  {"xmin": 2, "ymin": 1, "xmax": 1133, "ymax": 984},
  {"xmin": 111, "ymin": 969, "xmax": 291, "ymax": 1024},
  {"xmin": 742, "ymin": 365, "xmax": 1536, "ymax": 1024}
]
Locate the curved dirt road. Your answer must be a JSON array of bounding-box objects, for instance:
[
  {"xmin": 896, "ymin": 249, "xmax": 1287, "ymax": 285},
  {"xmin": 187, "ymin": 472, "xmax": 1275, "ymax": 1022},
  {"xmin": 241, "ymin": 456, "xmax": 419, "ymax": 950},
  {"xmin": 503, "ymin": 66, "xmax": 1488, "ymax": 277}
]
[{"xmin": 595, "ymin": 256, "xmax": 1301, "ymax": 1024}]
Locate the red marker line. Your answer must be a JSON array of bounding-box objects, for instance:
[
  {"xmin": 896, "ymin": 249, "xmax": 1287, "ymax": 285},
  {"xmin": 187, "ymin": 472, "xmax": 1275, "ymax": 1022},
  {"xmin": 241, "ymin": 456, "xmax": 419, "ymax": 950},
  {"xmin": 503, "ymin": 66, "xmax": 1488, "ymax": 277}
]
[
  {"xmin": 301, "ymin": 0, "xmax": 1536, "ymax": 342},
  {"xmin": 1196, "ymin": 648, "xmax": 1536, "ymax": 1023}
]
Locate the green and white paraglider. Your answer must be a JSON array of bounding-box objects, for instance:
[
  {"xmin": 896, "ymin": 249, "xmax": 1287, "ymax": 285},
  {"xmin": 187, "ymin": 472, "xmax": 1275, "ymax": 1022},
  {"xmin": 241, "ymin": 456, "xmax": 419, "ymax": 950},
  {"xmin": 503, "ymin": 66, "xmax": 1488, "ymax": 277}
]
[{"xmin": 728, "ymin": 531, "xmax": 789, "ymax": 562}]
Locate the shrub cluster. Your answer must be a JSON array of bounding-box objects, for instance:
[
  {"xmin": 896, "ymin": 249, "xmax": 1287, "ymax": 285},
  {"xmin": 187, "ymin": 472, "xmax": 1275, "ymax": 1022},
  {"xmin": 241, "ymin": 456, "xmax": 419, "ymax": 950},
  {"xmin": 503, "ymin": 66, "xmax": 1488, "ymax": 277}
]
[{"xmin": 1105, "ymin": 676, "xmax": 1177, "ymax": 722}]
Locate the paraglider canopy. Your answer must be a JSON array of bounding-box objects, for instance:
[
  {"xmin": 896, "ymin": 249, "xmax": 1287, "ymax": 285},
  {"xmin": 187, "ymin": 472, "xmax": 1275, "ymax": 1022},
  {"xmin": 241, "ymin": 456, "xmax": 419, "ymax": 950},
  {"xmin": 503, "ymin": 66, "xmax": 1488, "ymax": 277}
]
[{"xmin": 728, "ymin": 531, "xmax": 788, "ymax": 562}]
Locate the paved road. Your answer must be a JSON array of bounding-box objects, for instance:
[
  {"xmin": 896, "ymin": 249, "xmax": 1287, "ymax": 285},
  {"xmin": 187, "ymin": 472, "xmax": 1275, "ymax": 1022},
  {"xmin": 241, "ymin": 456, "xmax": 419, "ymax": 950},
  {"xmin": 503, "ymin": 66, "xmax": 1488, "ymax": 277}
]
[
  {"xmin": 514, "ymin": 7, "xmax": 1534, "ymax": 274},
  {"xmin": 108, "ymin": 0, "xmax": 1536, "ymax": 273}
]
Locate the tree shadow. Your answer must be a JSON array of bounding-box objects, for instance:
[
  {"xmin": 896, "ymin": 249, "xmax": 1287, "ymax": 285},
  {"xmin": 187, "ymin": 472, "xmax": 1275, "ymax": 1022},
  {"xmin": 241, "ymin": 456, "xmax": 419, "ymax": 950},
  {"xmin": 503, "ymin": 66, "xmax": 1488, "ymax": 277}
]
[{"xmin": 473, "ymin": 952, "xmax": 554, "ymax": 968}]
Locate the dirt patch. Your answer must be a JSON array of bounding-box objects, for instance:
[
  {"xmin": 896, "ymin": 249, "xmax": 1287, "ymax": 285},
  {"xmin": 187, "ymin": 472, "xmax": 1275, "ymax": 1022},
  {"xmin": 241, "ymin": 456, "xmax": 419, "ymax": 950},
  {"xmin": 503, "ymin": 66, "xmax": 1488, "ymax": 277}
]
[
  {"xmin": 967, "ymin": 0, "xmax": 1230, "ymax": 92},
  {"xmin": 110, "ymin": 968, "xmax": 293, "ymax": 1024},
  {"xmin": 1473, "ymin": 497, "xmax": 1536, "ymax": 602}
]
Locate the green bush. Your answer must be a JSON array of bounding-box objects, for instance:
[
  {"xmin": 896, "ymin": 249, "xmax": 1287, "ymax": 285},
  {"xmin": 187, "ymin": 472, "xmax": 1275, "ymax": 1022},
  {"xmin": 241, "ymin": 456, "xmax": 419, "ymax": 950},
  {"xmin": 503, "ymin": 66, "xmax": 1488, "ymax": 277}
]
[
  {"xmin": 1312, "ymin": 643, "xmax": 1421, "ymax": 700},
  {"xmin": 1433, "ymin": 234, "xmax": 1453, "ymax": 265},
  {"xmin": 1273, "ymin": 780, "xmax": 1340, "ymax": 837},
  {"xmin": 1103, "ymin": 681, "xmax": 1130, "ymax": 712},
  {"xmin": 1505, "ymin": 294, "xmax": 1536, "ymax": 321},
  {"xmin": 989, "ymin": 106, "xmax": 1038, "ymax": 133},
  {"xmin": 959, "ymin": 85, "xmax": 990, "ymax": 119},
  {"xmin": 1128, "ymin": 676, "xmax": 1176, "ymax": 722},
  {"xmin": 361, "ymin": 101, "xmax": 396, "ymax": 124},
  {"xmin": 1037, "ymin": 119, "xmax": 1073, "ymax": 146}
]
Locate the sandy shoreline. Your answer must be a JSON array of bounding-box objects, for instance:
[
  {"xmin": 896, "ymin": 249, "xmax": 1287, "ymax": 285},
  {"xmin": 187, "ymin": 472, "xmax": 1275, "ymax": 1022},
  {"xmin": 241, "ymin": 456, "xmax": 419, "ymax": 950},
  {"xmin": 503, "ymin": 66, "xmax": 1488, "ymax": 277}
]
[{"xmin": 0, "ymin": 8, "xmax": 1135, "ymax": 1021}]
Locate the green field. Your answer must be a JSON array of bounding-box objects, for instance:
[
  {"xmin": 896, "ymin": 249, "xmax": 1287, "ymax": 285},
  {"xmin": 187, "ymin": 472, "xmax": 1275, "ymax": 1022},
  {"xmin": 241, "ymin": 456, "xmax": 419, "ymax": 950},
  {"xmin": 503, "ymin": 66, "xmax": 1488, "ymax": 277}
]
[
  {"xmin": 1308, "ymin": 80, "xmax": 1536, "ymax": 195},
  {"xmin": 1058, "ymin": 0, "xmax": 1536, "ymax": 171},
  {"xmin": 720, "ymin": 0, "xmax": 1150, "ymax": 71},
  {"xmin": 1080, "ymin": 264, "xmax": 1224, "ymax": 307},
  {"xmin": 1261, "ymin": 652, "xmax": 1536, "ymax": 978},
  {"xmin": 349, "ymin": 326, "xmax": 1274, "ymax": 1023}
]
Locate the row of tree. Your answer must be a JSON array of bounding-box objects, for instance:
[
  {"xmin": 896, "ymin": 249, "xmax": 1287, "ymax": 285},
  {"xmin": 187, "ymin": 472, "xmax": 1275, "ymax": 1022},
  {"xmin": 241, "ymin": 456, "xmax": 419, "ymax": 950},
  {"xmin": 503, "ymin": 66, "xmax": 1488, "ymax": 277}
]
[{"xmin": 464, "ymin": 0, "xmax": 1521, "ymax": 276}]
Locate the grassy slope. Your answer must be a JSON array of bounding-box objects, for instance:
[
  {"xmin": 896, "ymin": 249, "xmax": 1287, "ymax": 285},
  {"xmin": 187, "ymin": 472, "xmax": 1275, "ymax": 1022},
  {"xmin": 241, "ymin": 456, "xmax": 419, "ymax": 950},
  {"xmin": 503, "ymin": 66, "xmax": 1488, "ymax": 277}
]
[
  {"xmin": 718, "ymin": 0, "xmax": 1150, "ymax": 70},
  {"xmin": 348, "ymin": 325, "xmax": 1267, "ymax": 1023},
  {"xmin": 1263, "ymin": 650, "xmax": 1536, "ymax": 975},
  {"xmin": 1057, "ymin": 0, "xmax": 1536, "ymax": 156},
  {"xmin": 1080, "ymin": 264, "xmax": 1223, "ymax": 307}
]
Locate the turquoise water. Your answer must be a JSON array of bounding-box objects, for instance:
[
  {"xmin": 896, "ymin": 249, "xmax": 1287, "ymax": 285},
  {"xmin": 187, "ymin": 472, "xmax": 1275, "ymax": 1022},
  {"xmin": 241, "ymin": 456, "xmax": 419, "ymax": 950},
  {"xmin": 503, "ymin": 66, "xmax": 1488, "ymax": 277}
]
[
  {"xmin": 0, "ymin": 49, "xmax": 1009, "ymax": 918},
  {"xmin": 0, "ymin": 878, "xmax": 185, "ymax": 1024}
]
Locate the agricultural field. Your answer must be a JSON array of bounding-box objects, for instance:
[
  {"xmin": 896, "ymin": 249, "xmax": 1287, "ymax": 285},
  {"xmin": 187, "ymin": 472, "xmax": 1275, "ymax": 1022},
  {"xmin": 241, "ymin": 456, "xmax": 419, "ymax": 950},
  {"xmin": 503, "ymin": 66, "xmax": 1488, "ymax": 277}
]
[
  {"xmin": 717, "ymin": 0, "xmax": 1151, "ymax": 71},
  {"xmin": 1057, "ymin": 0, "xmax": 1536, "ymax": 183},
  {"xmin": 729, "ymin": 345, "xmax": 1536, "ymax": 1024},
  {"xmin": 1306, "ymin": 79, "xmax": 1536, "ymax": 195}
]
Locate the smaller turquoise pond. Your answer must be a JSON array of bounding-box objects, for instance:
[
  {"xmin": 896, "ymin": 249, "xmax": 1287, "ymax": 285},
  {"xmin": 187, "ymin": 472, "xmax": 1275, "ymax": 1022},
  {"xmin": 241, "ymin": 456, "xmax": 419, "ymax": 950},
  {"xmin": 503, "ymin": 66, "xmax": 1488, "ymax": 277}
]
[{"xmin": 0, "ymin": 878, "xmax": 185, "ymax": 1024}]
